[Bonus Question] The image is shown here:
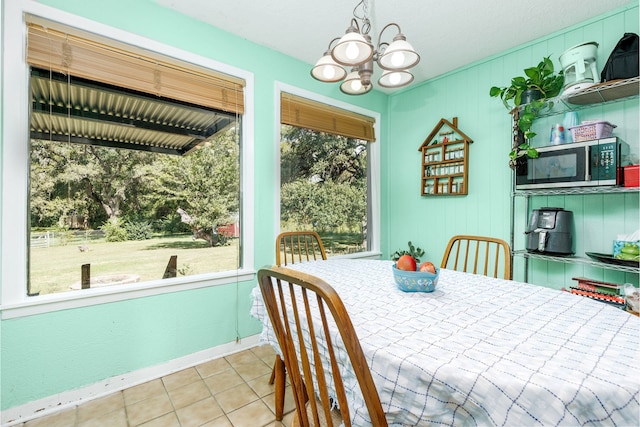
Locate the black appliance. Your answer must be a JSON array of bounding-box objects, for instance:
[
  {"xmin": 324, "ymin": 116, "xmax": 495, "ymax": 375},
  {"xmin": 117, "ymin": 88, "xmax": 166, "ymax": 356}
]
[{"xmin": 526, "ymin": 208, "xmax": 574, "ymax": 255}]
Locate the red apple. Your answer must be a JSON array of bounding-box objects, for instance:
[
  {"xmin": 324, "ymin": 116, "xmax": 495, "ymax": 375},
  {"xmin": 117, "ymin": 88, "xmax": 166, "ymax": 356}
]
[
  {"xmin": 396, "ymin": 255, "xmax": 417, "ymax": 271},
  {"xmin": 419, "ymin": 261, "xmax": 436, "ymax": 274}
]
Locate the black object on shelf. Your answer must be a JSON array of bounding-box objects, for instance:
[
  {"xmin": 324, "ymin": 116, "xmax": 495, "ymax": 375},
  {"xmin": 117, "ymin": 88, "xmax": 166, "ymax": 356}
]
[{"xmin": 585, "ymin": 251, "xmax": 640, "ymax": 267}]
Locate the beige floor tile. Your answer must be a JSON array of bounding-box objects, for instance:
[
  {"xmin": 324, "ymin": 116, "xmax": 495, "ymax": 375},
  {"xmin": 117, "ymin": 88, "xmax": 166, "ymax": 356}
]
[
  {"xmin": 168, "ymin": 379, "xmax": 211, "ymax": 410},
  {"xmin": 281, "ymin": 411, "xmax": 296, "ymax": 426},
  {"xmin": 196, "ymin": 357, "xmax": 233, "ymax": 378},
  {"xmin": 224, "ymin": 349, "xmax": 260, "ymax": 366},
  {"xmin": 214, "ymin": 383, "xmax": 259, "ymax": 413},
  {"xmin": 251, "ymin": 344, "xmax": 277, "ymax": 364},
  {"xmin": 175, "ymin": 396, "xmax": 224, "ymax": 427},
  {"xmin": 123, "ymin": 379, "xmax": 166, "ymax": 406},
  {"xmin": 78, "ymin": 407, "xmax": 127, "ymax": 427},
  {"xmin": 76, "ymin": 392, "xmax": 124, "ymax": 424},
  {"xmin": 246, "ymin": 372, "xmax": 276, "ymax": 398},
  {"xmin": 24, "ymin": 407, "xmax": 76, "ymax": 427},
  {"xmin": 226, "ymin": 399, "xmax": 275, "ymax": 427},
  {"xmin": 261, "ymin": 386, "xmax": 296, "ymax": 417},
  {"xmin": 161, "ymin": 367, "xmax": 202, "ymax": 391},
  {"xmin": 137, "ymin": 411, "xmax": 181, "ymax": 427},
  {"xmin": 127, "ymin": 393, "xmax": 173, "ymax": 426},
  {"xmin": 233, "ymin": 359, "xmax": 272, "ymax": 382},
  {"xmin": 200, "ymin": 415, "xmax": 234, "ymax": 427},
  {"xmin": 204, "ymin": 368, "xmax": 245, "ymax": 395},
  {"xmin": 19, "ymin": 347, "xmax": 299, "ymax": 427}
]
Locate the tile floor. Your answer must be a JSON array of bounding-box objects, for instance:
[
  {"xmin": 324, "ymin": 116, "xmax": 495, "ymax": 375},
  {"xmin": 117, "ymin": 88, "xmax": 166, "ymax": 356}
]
[{"xmin": 16, "ymin": 345, "xmax": 296, "ymax": 427}]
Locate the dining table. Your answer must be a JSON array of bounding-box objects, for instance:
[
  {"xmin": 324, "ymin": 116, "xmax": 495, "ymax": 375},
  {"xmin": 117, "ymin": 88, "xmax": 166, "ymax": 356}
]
[{"xmin": 250, "ymin": 259, "xmax": 640, "ymax": 426}]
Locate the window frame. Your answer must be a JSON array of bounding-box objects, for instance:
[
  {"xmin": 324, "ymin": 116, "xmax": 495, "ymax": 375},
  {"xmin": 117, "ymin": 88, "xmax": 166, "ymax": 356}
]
[
  {"xmin": 274, "ymin": 83, "xmax": 381, "ymax": 258},
  {"xmin": 1, "ymin": 2, "xmax": 255, "ymax": 319}
]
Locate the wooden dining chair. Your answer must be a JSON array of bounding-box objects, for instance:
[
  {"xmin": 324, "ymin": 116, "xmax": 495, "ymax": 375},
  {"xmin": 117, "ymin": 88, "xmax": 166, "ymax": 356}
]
[
  {"xmin": 258, "ymin": 266, "xmax": 388, "ymax": 427},
  {"xmin": 440, "ymin": 234, "xmax": 512, "ymax": 280},
  {"xmin": 276, "ymin": 231, "xmax": 328, "ymax": 266},
  {"xmin": 271, "ymin": 231, "xmax": 328, "ymax": 419}
]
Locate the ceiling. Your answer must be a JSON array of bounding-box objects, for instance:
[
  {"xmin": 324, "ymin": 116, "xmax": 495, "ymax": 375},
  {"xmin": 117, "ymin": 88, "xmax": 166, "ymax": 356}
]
[{"xmin": 156, "ymin": 0, "xmax": 631, "ymax": 93}]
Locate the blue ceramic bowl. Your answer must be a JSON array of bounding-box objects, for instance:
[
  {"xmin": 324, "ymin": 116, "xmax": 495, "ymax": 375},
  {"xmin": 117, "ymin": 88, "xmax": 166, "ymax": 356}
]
[{"xmin": 392, "ymin": 264, "xmax": 439, "ymax": 292}]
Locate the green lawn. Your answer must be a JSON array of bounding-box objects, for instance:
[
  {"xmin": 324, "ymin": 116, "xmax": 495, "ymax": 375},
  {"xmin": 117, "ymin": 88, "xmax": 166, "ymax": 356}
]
[{"xmin": 30, "ymin": 235, "xmax": 240, "ymax": 295}]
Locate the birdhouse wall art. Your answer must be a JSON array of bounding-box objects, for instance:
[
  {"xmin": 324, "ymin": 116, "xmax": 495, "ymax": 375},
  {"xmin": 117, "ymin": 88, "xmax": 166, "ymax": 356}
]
[{"xmin": 418, "ymin": 117, "xmax": 473, "ymax": 196}]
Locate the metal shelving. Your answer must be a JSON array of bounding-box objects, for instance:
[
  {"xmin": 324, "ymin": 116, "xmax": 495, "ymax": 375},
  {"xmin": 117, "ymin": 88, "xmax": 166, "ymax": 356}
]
[
  {"xmin": 509, "ymin": 78, "xmax": 639, "ymax": 283},
  {"xmin": 516, "ymin": 77, "xmax": 640, "ymax": 118},
  {"xmin": 513, "ymin": 249, "xmax": 640, "ymax": 274},
  {"xmin": 513, "ymin": 185, "xmax": 639, "ymax": 197}
]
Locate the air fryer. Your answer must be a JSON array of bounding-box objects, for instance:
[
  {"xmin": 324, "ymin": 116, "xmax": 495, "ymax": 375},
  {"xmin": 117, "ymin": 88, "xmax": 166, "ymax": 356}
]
[{"xmin": 526, "ymin": 208, "xmax": 574, "ymax": 255}]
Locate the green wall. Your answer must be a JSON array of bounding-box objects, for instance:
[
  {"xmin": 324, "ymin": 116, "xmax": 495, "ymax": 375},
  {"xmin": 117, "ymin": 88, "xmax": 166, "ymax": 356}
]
[
  {"xmin": 0, "ymin": 0, "xmax": 388, "ymax": 412},
  {"xmin": 1, "ymin": 0, "xmax": 638, "ymax": 416},
  {"xmin": 385, "ymin": 3, "xmax": 639, "ymax": 287}
]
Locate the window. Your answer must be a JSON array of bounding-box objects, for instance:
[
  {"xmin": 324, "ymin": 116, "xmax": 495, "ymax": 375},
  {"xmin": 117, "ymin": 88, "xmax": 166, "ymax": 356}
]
[
  {"xmin": 278, "ymin": 90, "xmax": 379, "ymax": 257},
  {"xmin": 1, "ymin": 9, "xmax": 253, "ymax": 312},
  {"xmin": 26, "ymin": 23, "xmax": 244, "ymax": 296}
]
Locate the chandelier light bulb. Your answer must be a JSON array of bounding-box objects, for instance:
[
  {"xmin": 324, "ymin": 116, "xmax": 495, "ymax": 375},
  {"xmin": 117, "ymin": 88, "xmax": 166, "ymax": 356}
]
[
  {"xmin": 311, "ymin": 52, "xmax": 347, "ymax": 82},
  {"xmin": 378, "ymin": 34, "xmax": 420, "ymax": 71},
  {"xmin": 323, "ymin": 66, "xmax": 336, "ymax": 80},
  {"xmin": 391, "ymin": 51, "xmax": 405, "ymax": 68},
  {"xmin": 351, "ymin": 79, "xmax": 362, "ymax": 91},
  {"xmin": 378, "ymin": 69, "xmax": 414, "ymax": 88},
  {"xmin": 346, "ymin": 42, "xmax": 360, "ymax": 60}
]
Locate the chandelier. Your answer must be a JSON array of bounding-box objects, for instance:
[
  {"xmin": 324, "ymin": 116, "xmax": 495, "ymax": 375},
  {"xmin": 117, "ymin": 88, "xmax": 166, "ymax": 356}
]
[{"xmin": 311, "ymin": 0, "xmax": 420, "ymax": 95}]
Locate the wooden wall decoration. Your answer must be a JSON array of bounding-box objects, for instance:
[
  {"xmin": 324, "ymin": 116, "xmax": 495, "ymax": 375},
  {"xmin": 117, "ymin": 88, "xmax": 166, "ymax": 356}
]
[{"xmin": 418, "ymin": 117, "xmax": 473, "ymax": 196}]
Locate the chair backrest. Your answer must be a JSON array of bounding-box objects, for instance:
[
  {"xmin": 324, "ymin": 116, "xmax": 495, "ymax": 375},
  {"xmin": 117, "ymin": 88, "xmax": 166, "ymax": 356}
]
[
  {"xmin": 257, "ymin": 266, "xmax": 388, "ymax": 427},
  {"xmin": 440, "ymin": 234, "xmax": 512, "ymax": 280},
  {"xmin": 276, "ymin": 231, "xmax": 327, "ymax": 266}
]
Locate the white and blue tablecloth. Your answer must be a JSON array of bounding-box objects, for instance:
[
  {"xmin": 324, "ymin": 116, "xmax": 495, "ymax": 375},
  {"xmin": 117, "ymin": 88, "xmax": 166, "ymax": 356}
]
[{"xmin": 251, "ymin": 259, "xmax": 640, "ymax": 426}]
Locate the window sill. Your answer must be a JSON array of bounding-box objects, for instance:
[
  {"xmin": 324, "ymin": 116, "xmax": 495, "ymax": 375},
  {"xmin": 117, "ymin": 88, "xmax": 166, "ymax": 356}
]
[{"xmin": 0, "ymin": 269, "xmax": 256, "ymax": 319}]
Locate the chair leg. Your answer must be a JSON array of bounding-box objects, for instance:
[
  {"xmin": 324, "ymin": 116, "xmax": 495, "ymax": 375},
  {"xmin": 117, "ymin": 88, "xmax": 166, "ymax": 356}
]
[
  {"xmin": 269, "ymin": 356, "xmax": 277, "ymax": 385},
  {"xmin": 272, "ymin": 355, "xmax": 286, "ymax": 421}
]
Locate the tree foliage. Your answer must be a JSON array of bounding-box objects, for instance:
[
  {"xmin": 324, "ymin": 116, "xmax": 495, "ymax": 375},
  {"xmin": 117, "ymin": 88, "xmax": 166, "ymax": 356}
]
[
  {"xmin": 29, "ymin": 128, "xmax": 240, "ymax": 246},
  {"xmin": 280, "ymin": 125, "xmax": 367, "ymax": 235}
]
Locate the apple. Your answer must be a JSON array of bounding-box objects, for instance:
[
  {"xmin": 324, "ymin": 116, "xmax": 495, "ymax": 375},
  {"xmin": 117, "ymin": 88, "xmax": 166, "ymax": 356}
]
[
  {"xmin": 396, "ymin": 255, "xmax": 417, "ymax": 271},
  {"xmin": 419, "ymin": 261, "xmax": 436, "ymax": 274}
]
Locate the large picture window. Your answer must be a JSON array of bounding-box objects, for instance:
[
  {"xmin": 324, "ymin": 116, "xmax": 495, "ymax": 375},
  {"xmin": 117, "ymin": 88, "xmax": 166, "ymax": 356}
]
[{"xmin": 24, "ymin": 20, "xmax": 245, "ymax": 297}]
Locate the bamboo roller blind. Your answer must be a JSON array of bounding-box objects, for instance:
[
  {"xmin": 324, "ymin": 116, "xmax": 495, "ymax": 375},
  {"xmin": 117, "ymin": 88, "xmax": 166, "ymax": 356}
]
[
  {"xmin": 26, "ymin": 23, "xmax": 245, "ymax": 114},
  {"xmin": 281, "ymin": 93, "xmax": 376, "ymax": 141}
]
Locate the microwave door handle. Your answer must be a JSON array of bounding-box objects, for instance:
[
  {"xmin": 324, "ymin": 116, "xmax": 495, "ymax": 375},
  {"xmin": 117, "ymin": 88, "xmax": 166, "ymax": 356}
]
[{"xmin": 586, "ymin": 145, "xmax": 592, "ymax": 181}]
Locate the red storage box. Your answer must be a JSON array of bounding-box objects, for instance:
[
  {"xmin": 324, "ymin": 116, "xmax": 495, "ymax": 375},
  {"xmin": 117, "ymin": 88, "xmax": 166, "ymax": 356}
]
[{"xmin": 624, "ymin": 165, "xmax": 639, "ymax": 187}]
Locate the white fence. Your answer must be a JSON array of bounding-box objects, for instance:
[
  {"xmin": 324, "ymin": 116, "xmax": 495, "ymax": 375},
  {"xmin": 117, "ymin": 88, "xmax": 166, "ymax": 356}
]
[{"xmin": 30, "ymin": 230, "xmax": 105, "ymax": 248}]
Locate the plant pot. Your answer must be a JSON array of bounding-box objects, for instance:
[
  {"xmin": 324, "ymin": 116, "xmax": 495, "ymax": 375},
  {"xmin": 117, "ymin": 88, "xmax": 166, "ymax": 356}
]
[{"xmin": 520, "ymin": 89, "xmax": 542, "ymax": 105}]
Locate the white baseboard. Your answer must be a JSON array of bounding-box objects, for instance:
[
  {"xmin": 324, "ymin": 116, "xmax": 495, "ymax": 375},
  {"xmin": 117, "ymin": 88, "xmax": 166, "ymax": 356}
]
[{"xmin": 1, "ymin": 335, "xmax": 261, "ymax": 426}]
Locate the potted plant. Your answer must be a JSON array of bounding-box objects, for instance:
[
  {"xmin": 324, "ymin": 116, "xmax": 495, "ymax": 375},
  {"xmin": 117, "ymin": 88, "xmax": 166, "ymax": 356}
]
[
  {"xmin": 391, "ymin": 241, "xmax": 425, "ymax": 263},
  {"xmin": 489, "ymin": 56, "xmax": 564, "ymax": 167}
]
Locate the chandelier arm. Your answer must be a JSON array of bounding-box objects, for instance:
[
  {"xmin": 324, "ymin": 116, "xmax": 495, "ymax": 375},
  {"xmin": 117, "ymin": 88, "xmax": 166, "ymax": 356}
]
[
  {"xmin": 327, "ymin": 37, "xmax": 343, "ymax": 51},
  {"xmin": 376, "ymin": 22, "xmax": 402, "ymax": 50}
]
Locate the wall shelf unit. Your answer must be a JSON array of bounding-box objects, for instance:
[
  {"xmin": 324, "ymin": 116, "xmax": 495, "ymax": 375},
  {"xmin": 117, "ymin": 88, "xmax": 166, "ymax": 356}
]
[{"xmin": 419, "ymin": 117, "xmax": 473, "ymax": 196}]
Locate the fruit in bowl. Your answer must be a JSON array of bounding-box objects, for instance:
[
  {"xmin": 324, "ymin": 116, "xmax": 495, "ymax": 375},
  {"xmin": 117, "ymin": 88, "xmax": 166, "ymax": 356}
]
[
  {"xmin": 392, "ymin": 258, "xmax": 439, "ymax": 293},
  {"xmin": 396, "ymin": 255, "xmax": 417, "ymax": 271},
  {"xmin": 419, "ymin": 261, "xmax": 436, "ymax": 273}
]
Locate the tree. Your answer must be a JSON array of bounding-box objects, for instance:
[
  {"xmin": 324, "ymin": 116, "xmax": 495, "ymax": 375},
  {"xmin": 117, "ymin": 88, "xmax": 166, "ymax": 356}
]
[
  {"xmin": 281, "ymin": 126, "xmax": 367, "ymax": 184},
  {"xmin": 30, "ymin": 140, "xmax": 154, "ymax": 228},
  {"xmin": 279, "ymin": 125, "xmax": 367, "ymax": 235},
  {"xmin": 149, "ymin": 129, "xmax": 240, "ymax": 246}
]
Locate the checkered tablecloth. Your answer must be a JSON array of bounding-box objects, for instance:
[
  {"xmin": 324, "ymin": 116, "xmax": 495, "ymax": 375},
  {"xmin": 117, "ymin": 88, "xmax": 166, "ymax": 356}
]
[{"xmin": 251, "ymin": 259, "xmax": 640, "ymax": 426}]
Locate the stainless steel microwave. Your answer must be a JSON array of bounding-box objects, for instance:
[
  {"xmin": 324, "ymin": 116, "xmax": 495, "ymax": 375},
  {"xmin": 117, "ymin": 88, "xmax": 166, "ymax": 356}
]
[{"xmin": 515, "ymin": 138, "xmax": 629, "ymax": 190}]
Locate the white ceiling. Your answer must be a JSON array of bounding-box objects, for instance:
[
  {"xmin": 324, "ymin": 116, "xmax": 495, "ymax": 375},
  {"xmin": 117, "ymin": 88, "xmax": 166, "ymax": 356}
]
[{"xmin": 156, "ymin": 0, "xmax": 631, "ymax": 93}]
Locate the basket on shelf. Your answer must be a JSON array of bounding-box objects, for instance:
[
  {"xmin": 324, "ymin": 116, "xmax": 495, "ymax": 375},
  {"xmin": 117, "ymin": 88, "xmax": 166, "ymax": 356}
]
[{"xmin": 568, "ymin": 121, "xmax": 616, "ymax": 142}]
